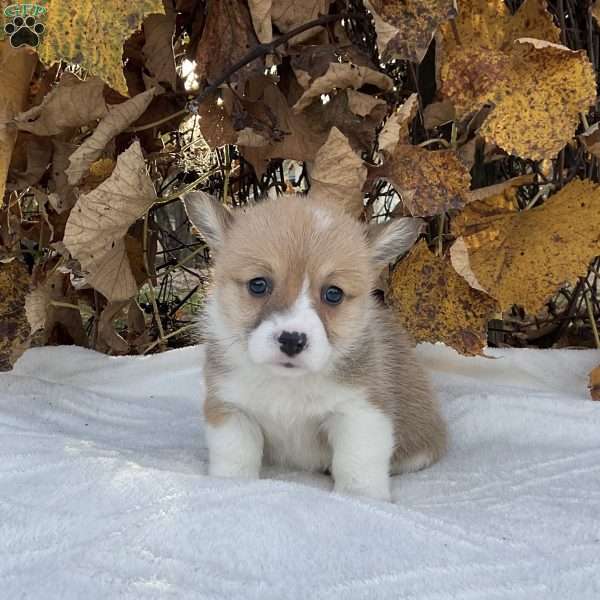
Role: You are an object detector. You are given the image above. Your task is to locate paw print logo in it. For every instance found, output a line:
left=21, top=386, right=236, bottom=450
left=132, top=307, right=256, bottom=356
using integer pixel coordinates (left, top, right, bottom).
left=4, top=15, right=45, bottom=48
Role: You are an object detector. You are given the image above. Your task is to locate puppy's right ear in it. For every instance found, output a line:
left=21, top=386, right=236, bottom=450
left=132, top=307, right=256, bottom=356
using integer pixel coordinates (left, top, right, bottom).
left=183, top=191, right=233, bottom=251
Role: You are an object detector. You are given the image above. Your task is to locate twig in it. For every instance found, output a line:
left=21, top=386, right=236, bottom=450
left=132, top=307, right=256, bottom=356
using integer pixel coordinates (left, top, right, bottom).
left=142, top=323, right=196, bottom=355
left=142, top=212, right=166, bottom=345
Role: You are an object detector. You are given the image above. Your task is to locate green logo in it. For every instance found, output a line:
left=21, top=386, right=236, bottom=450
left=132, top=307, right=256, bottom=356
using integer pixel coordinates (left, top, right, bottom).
left=3, top=3, right=47, bottom=48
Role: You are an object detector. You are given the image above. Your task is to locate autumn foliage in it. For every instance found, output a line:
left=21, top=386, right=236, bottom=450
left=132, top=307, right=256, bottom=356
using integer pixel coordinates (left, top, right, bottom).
left=0, top=0, right=599, bottom=393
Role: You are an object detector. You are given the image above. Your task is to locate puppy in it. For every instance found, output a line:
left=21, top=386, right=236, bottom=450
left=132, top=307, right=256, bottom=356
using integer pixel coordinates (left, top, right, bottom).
left=185, top=192, right=447, bottom=502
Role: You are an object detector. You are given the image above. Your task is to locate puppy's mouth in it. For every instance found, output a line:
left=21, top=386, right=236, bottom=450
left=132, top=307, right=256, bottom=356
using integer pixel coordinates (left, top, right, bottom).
left=282, top=362, right=295, bottom=369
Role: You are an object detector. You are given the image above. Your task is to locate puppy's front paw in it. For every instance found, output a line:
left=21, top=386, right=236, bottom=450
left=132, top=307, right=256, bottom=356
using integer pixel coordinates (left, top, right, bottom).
left=334, top=477, right=392, bottom=502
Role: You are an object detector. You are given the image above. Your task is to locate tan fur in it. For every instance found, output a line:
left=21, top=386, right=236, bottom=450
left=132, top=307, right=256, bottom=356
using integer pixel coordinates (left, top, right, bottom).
left=200, top=193, right=446, bottom=476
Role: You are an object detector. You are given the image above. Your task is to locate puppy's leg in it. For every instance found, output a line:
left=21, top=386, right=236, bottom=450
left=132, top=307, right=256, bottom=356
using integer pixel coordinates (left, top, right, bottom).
left=327, top=404, right=394, bottom=502
left=205, top=402, right=263, bottom=479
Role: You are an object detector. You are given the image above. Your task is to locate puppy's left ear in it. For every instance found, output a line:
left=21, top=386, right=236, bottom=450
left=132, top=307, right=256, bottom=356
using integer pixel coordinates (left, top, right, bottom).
left=183, top=191, right=233, bottom=252
left=367, top=218, right=423, bottom=267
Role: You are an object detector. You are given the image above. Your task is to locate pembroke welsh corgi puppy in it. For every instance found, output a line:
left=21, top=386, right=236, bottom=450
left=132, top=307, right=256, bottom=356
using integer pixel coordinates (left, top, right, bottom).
left=185, top=192, right=447, bottom=502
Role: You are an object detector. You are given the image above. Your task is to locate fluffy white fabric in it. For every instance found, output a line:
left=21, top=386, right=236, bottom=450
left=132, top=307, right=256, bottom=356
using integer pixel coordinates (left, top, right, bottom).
left=1, top=343, right=599, bottom=599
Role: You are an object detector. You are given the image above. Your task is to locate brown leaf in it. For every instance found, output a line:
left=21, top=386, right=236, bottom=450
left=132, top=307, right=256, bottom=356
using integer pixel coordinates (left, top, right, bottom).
left=143, top=12, right=177, bottom=90
left=0, top=259, right=31, bottom=370
left=346, top=89, right=387, bottom=118
left=378, top=93, right=419, bottom=154
left=292, top=58, right=393, bottom=112
left=249, top=0, right=333, bottom=44
left=66, top=87, right=158, bottom=185
left=423, top=99, right=456, bottom=130
left=366, top=0, right=457, bottom=63
left=310, top=127, right=367, bottom=216
left=98, top=300, right=130, bottom=354
left=63, top=141, right=157, bottom=301
left=48, top=140, right=79, bottom=214
left=14, top=73, right=108, bottom=136
left=236, top=80, right=328, bottom=176
left=589, top=364, right=600, bottom=401
left=579, top=122, right=600, bottom=159
left=8, top=134, right=52, bottom=189
left=195, top=0, right=263, bottom=87
left=24, top=270, right=86, bottom=348
left=382, top=145, right=471, bottom=217
left=451, top=178, right=600, bottom=312
left=388, top=240, right=499, bottom=356
left=0, top=43, right=36, bottom=206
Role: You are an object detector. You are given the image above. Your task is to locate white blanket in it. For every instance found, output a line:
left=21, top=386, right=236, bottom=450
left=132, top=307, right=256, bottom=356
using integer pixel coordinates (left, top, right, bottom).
left=1, top=344, right=599, bottom=599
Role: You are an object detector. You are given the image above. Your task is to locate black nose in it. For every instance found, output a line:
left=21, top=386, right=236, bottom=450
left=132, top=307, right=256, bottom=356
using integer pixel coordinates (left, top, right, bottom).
left=278, top=331, right=307, bottom=357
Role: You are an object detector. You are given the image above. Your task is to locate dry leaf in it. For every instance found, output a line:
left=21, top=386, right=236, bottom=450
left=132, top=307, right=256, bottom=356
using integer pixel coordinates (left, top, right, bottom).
left=293, top=62, right=393, bottom=112
left=479, top=40, right=597, bottom=160
left=438, top=0, right=595, bottom=160
left=66, top=87, right=157, bottom=185
left=381, top=145, right=471, bottom=217
left=366, top=0, right=457, bottom=63
left=423, top=99, right=456, bottom=129
left=378, top=93, right=419, bottom=154
left=236, top=80, right=328, bottom=176
left=452, top=178, right=600, bottom=312
left=449, top=237, right=487, bottom=292
left=14, top=74, right=108, bottom=136
left=388, top=240, right=498, bottom=355
left=579, top=122, right=600, bottom=159
left=249, top=0, right=332, bottom=45
left=48, top=140, right=78, bottom=214
left=63, top=141, right=157, bottom=301
left=0, top=259, right=31, bottom=370
left=37, top=0, right=165, bottom=94
left=9, top=134, right=52, bottom=189
left=309, top=127, right=367, bottom=216
left=589, top=364, right=600, bottom=401
left=346, top=89, right=387, bottom=118
left=98, top=300, right=130, bottom=354
left=195, top=0, right=262, bottom=87
left=143, top=12, right=177, bottom=90
left=0, top=43, right=36, bottom=206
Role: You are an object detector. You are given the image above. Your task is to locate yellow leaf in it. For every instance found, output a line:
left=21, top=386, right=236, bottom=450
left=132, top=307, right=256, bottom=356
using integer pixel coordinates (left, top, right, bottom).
left=310, top=127, right=366, bottom=216
left=452, top=178, right=600, bottom=313
left=365, top=0, right=457, bottom=63
left=0, top=42, right=36, bottom=205
left=388, top=240, right=498, bottom=356
left=63, top=141, right=157, bottom=301
left=438, top=0, right=595, bottom=160
left=34, top=0, right=165, bottom=94
left=478, top=40, right=597, bottom=160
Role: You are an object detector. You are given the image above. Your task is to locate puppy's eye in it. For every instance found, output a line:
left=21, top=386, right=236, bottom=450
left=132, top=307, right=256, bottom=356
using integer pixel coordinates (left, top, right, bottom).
left=322, top=285, right=344, bottom=305
left=248, top=277, right=271, bottom=297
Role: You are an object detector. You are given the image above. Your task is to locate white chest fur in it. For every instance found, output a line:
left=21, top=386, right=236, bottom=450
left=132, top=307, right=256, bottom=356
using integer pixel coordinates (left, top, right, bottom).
left=215, top=365, right=365, bottom=471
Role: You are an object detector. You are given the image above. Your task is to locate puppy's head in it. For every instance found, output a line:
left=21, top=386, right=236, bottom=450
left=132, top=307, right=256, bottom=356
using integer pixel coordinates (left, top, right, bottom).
left=186, top=192, right=420, bottom=377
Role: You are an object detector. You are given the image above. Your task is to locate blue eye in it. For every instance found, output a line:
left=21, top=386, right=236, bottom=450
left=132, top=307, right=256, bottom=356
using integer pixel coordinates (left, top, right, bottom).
left=323, top=286, right=344, bottom=305
left=248, top=277, right=270, bottom=296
